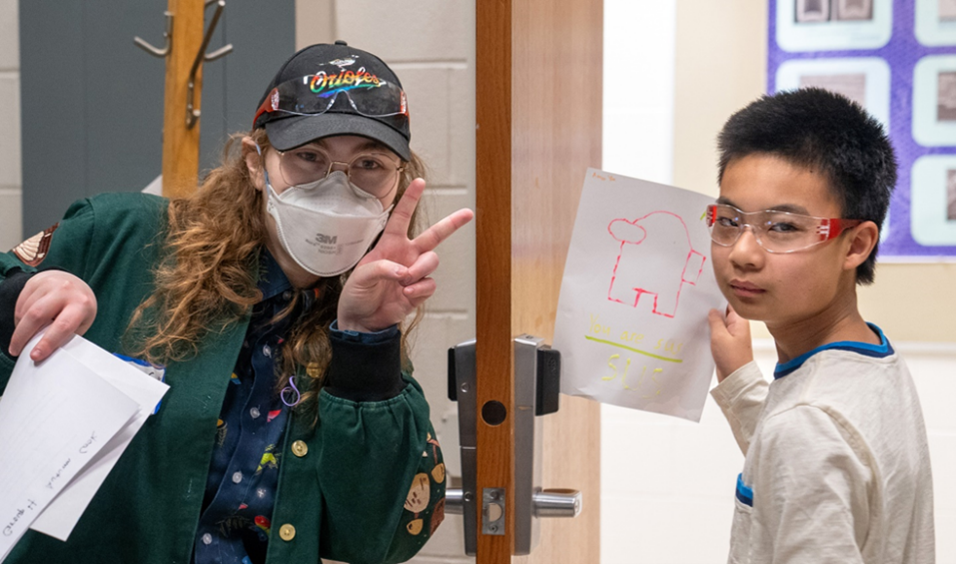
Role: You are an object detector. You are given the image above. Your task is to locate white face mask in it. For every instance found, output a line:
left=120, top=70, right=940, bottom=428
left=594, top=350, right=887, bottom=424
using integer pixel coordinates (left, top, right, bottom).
left=264, top=169, right=392, bottom=277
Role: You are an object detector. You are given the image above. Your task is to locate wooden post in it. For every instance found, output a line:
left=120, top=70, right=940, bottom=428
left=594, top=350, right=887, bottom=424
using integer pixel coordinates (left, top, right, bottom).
left=161, top=0, right=206, bottom=198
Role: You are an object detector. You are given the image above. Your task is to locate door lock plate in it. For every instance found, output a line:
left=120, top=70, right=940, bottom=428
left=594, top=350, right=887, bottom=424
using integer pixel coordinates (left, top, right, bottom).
left=482, top=488, right=506, bottom=535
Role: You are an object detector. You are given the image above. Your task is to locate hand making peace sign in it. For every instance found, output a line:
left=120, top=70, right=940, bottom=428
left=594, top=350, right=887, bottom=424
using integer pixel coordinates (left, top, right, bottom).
left=337, top=178, right=474, bottom=333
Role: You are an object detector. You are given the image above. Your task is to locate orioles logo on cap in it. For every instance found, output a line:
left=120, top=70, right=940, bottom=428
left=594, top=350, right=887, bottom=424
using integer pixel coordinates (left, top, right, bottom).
left=309, top=68, right=381, bottom=95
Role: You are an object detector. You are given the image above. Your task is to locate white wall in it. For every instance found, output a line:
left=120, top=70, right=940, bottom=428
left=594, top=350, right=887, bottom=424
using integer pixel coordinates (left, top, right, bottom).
left=602, top=0, right=675, bottom=186
left=0, top=0, right=20, bottom=252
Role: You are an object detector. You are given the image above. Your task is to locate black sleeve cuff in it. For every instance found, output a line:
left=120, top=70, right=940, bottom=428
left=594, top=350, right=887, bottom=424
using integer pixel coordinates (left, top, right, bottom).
left=0, top=269, right=35, bottom=359
left=323, top=328, right=406, bottom=402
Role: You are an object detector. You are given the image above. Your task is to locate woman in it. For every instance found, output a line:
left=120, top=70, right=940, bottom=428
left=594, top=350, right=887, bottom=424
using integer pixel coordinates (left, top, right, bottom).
left=0, top=42, right=471, bottom=564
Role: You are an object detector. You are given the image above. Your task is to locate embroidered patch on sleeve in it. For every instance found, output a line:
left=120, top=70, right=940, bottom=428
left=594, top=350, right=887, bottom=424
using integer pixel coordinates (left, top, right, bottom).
left=12, top=223, right=59, bottom=266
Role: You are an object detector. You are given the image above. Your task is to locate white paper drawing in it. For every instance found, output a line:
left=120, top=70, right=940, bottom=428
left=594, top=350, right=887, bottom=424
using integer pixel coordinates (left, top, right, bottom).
left=553, top=169, right=727, bottom=421
left=608, top=211, right=706, bottom=317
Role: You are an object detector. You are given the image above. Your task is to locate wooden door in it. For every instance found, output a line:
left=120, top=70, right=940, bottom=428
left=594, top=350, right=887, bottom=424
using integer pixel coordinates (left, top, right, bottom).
left=475, top=0, right=602, bottom=562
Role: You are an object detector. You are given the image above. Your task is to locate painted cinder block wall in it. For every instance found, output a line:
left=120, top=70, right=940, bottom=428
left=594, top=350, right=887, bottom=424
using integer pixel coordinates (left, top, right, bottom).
left=0, top=0, right=20, bottom=252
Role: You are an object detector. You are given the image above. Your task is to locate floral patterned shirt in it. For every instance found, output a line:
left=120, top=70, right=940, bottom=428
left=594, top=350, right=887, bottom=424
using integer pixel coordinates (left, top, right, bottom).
left=193, top=253, right=296, bottom=564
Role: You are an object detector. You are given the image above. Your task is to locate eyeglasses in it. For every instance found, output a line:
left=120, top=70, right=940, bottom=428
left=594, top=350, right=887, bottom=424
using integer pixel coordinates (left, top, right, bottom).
left=274, top=146, right=405, bottom=199
left=705, top=204, right=862, bottom=253
left=253, top=73, right=409, bottom=131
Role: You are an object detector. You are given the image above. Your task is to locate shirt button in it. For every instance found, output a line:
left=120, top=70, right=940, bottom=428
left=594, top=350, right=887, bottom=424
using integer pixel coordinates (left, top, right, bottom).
left=283, top=290, right=293, bottom=300
left=279, top=524, right=296, bottom=541
left=232, top=471, right=243, bottom=484
left=250, top=407, right=260, bottom=419
left=291, top=440, right=309, bottom=458
left=202, top=533, right=213, bottom=545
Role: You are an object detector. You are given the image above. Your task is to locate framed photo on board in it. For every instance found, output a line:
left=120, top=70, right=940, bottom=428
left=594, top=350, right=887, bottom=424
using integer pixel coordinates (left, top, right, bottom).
left=770, top=0, right=956, bottom=259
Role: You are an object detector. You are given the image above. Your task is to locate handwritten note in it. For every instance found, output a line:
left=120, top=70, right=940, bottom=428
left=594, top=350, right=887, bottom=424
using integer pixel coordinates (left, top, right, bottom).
left=0, top=333, right=168, bottom=561
left=29, top=335, right=169, bottom=541
left=553, top=169, right=727, bottom=421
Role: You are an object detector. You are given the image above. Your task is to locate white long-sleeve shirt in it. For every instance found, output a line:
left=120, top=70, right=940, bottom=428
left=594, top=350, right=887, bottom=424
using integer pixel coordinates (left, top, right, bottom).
left=710, top=327, right=935, bottom=563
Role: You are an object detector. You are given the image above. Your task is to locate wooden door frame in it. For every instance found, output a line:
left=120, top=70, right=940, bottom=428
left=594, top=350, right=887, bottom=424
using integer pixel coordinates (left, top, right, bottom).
left=475, top=0, right=603, bottom=562
left=475, top=0, right=513, bottom=557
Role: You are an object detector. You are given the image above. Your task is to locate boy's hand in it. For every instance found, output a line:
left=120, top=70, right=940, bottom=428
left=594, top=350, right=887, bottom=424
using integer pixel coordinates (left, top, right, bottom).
left=708, top=305, right=753, bottom=383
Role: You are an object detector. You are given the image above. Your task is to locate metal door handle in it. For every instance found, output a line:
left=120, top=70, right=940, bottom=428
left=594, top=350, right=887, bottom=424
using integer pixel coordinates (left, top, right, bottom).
left=533, top=488, right=582, bottom=517
left=447, top=489, right=581, bottom=516
left=446, top=335, right=582, bottom=556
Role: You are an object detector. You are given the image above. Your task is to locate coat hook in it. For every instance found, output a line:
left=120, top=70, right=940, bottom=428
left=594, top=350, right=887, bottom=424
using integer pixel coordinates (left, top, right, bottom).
left=133, top=11, right=173, bottom=58
left=204, top=44, right=233, bottom=62
left=186, top=0, right=234, bottom=128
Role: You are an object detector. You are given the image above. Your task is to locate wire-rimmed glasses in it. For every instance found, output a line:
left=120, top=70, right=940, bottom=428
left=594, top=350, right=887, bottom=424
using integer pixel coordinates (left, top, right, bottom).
left=275, top=145, right=405, bottom=199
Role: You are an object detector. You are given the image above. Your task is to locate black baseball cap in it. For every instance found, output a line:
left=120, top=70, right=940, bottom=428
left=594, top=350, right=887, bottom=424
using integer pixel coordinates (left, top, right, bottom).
left=253, top=41, right=411, bottom=161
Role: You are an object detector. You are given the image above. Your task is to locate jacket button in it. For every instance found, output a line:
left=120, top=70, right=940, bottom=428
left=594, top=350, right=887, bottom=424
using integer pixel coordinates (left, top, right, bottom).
left=291, top=440, right=309, bottom=457
left=279, top=524, right=296, bottom=541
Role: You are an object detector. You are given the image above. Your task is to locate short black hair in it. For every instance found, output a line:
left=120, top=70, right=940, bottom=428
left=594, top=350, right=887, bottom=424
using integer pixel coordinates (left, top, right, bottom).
left=717, top=88, right=897, bottom=285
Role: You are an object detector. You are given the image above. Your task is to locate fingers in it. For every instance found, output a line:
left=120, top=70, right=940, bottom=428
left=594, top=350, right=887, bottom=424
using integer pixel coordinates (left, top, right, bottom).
left=383, top=178, right=427, bottom=237
left=725, top=304, right=738, bottom=323
left=12, top=292, right=90, bottom=360
left=709, top=306, right=753, bottom=383
left=30, top=304, right=88, bottom=362
left=11, top=281, right=58, bottom=356
left=403, top=251, right=439, bottom=285
left=724, top=305, right=751, bottom=340
left=9, top=297, right=46, bottom=357
left=349, top=258, right=409, bottom=289
left=707, top=308, right=728, bottom=339
left=383, top=178, right=474, bottom=253
left=412, top=208, right=474, bottom=253
left=9, top=272, right=97, bottom=360
left=350, top=252, right=439, bottom=291
left=401, top=252, right=439, bottom=303
left=402, top=277, right=436, bottom=304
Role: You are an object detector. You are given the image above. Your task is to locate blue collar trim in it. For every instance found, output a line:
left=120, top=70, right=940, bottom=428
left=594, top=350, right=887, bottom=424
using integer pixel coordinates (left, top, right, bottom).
left=773, top=323, right=893, bottom=380
left=735, top=473, right=753, bottom=507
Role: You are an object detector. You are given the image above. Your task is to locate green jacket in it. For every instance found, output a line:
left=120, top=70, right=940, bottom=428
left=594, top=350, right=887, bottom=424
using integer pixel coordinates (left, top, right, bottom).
left=0, top=193, right=445, bottom=564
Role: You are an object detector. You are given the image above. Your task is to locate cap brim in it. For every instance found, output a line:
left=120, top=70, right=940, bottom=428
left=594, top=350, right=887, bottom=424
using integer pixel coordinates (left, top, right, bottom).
left=265, top=113, right=411, bottom=161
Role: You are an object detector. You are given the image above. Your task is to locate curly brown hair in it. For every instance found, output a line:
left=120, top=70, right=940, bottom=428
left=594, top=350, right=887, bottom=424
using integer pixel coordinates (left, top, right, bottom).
left=126, top=129, right=426, bottom=415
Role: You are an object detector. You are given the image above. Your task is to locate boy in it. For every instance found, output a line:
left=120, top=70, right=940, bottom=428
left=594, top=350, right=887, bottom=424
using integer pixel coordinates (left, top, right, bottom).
left=706, top=88, right=935, bottom=563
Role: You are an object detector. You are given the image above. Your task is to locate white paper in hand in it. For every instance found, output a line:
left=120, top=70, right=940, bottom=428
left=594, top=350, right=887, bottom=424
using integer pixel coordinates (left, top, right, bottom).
left=29, top=336, right=168, bottom=541
left=553, top=169, right=727, bottom=421
left=0, top=333, right=169, bottom=561
left=0, top=334, right=140, bottom=561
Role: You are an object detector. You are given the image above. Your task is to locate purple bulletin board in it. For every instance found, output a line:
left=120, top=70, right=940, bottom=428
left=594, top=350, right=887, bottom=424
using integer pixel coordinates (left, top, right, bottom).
left=768, top=0, right=956, bottom=260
